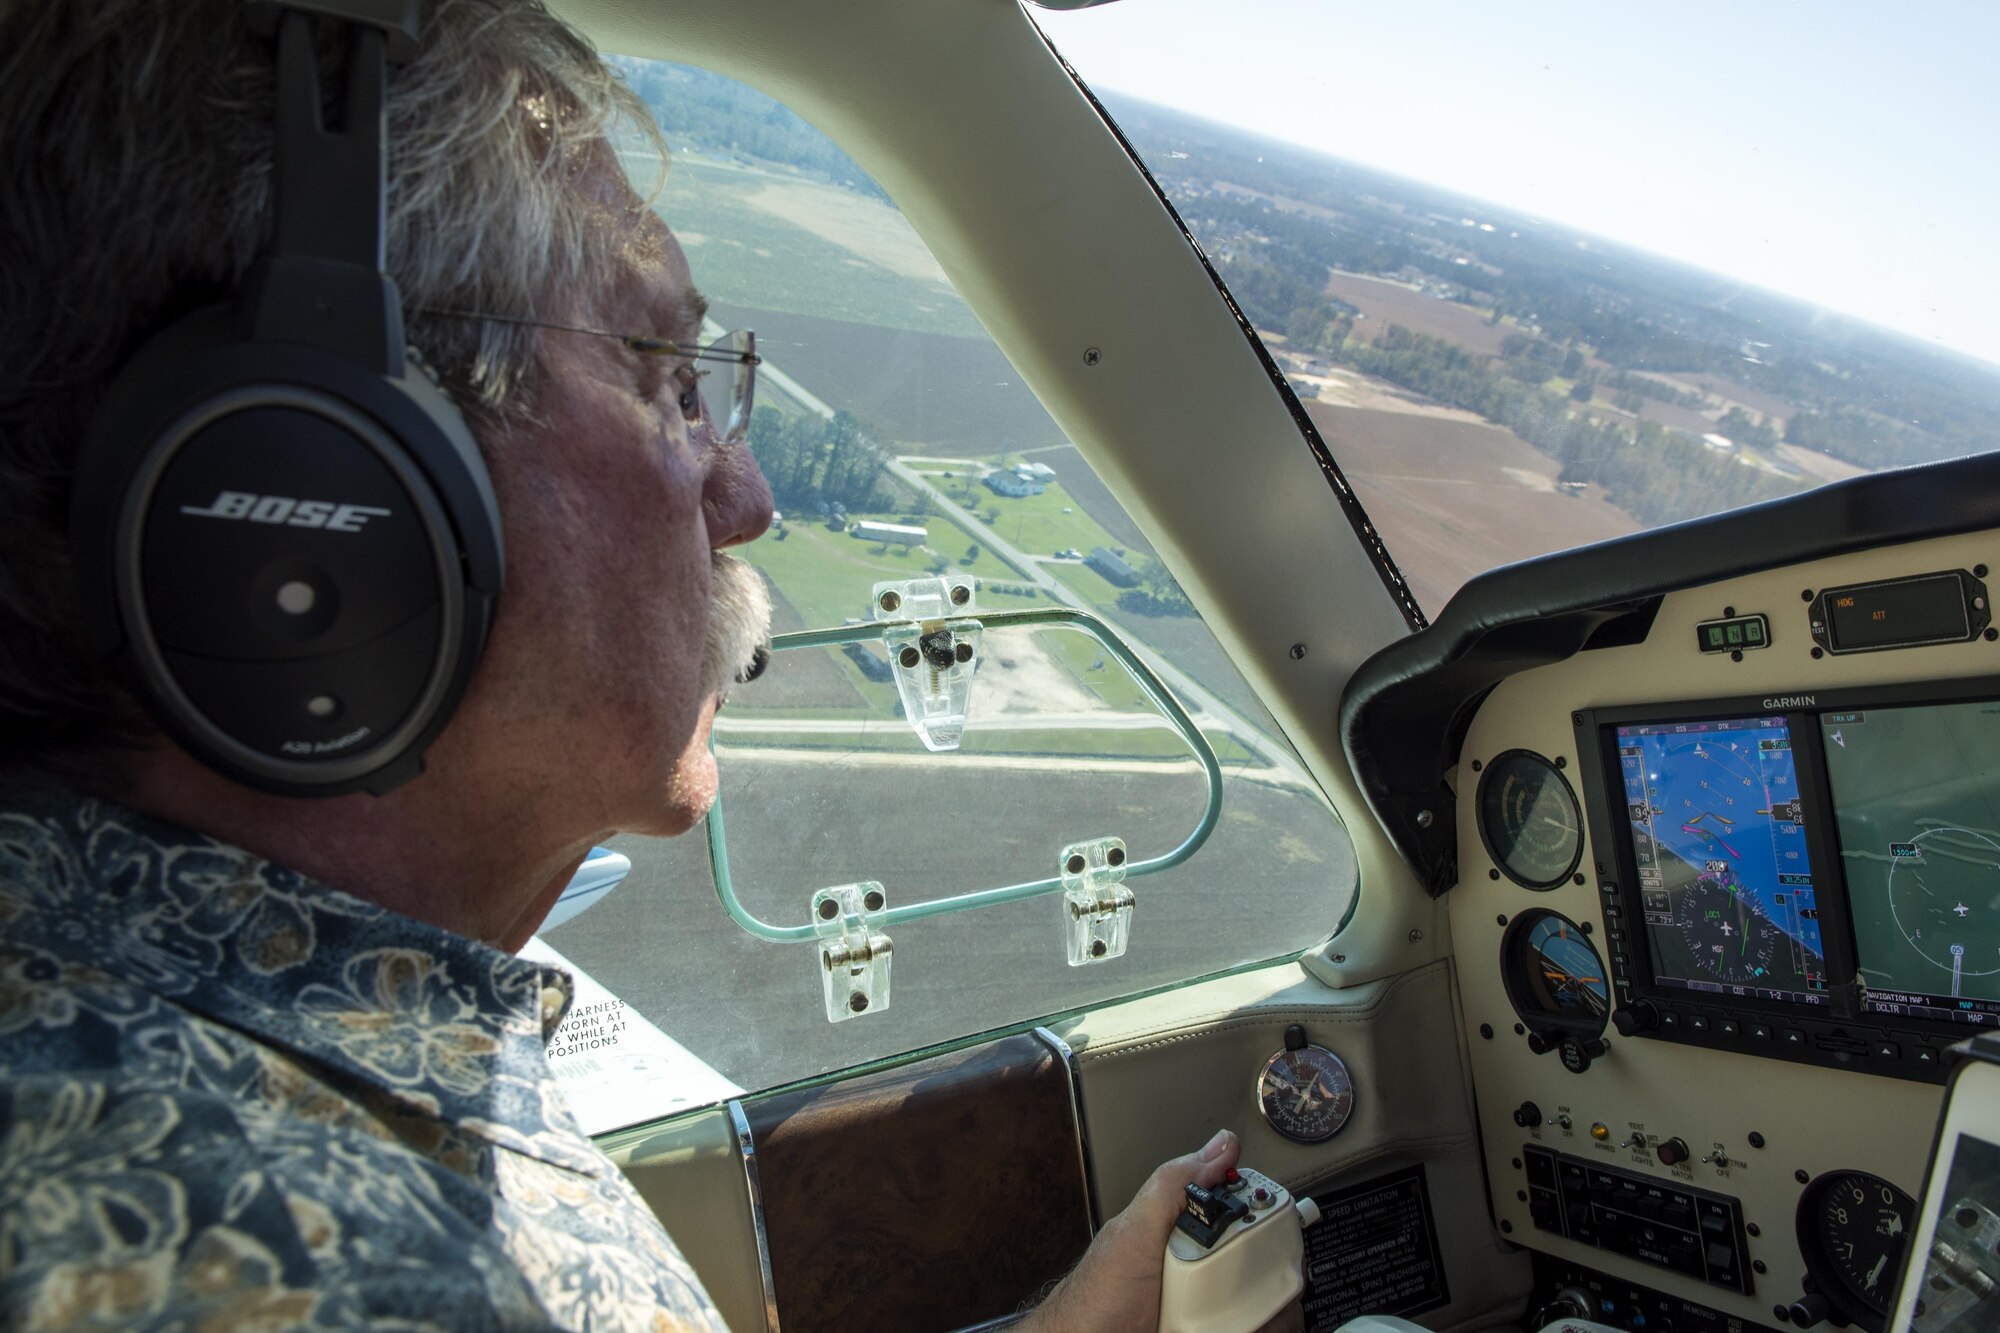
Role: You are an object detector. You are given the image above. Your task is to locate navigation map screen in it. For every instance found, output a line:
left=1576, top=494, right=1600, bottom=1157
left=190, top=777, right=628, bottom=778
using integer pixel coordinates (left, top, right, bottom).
left=1823, top=701, right=2000, bottom=1026
left=1617, top=716, right=1828, bottom=1005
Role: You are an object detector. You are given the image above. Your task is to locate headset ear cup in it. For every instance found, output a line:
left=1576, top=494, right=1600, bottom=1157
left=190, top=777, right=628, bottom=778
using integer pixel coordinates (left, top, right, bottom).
left=73, top=308, right=503, bottom=797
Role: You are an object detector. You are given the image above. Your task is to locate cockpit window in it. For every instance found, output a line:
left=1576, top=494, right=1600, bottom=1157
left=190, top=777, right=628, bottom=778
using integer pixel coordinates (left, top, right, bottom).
left=538, top=56, right=1356, bottom=1126
left=1034, top=2, right=2000, bottom=614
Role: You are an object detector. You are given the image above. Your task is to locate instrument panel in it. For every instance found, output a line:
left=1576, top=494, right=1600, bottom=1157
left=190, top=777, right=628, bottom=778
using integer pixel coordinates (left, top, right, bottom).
left=1567, top=681, right=2000, bottom=1085
left=1452, top=529, right=1998, bottom=1331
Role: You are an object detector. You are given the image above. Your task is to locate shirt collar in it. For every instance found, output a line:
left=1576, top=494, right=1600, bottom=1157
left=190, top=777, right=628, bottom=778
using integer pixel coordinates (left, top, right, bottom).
left=0, top=783, right=604, bottom=1176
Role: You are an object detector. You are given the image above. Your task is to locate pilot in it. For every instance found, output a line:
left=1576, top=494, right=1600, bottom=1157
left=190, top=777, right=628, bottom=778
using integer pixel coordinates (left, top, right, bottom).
left=0, top=1, right=1298, bottom=1328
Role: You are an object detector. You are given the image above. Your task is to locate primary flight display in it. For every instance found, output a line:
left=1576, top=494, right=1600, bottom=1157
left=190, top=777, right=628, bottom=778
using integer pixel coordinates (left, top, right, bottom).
left=1617, top=716, right=1829, bottom=1005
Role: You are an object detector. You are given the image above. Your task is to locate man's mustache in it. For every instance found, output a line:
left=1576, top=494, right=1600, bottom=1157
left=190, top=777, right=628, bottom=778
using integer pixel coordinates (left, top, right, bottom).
left=701, top=552, right=773, bottom=699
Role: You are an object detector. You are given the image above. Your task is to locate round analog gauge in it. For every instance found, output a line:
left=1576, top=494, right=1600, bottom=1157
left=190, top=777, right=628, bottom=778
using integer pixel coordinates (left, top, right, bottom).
left=1256, top=1044, right=1355, bottom=1144
left=1477, top=750, right=1584, bottom=889
left=1797, top=1170, right=1916, bottom=1333
left=1501, top=909, right=1610, bottom=1035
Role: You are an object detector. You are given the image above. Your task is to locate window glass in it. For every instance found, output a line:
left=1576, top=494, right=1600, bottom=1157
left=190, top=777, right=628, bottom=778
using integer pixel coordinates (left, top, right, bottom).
left=1035, top=2, right=2000, bottom=614
left=538, top=57, right=1356, bottom=1127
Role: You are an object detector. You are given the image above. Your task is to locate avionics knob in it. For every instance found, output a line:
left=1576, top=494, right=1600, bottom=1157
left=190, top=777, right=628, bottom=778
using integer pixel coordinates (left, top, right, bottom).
left=1530, top=1288, right=1593, bottom=1325
left=1656, top=1137, right=1691, bottom=1166
left=1559, top=1036, right=1607, bottom=1073
left=1613, top=1002, right=1659, bottom=1036
left=1788, top=1291, right=1830, bottom=1327
left=1512, top=1101, right=1543, bottom=1129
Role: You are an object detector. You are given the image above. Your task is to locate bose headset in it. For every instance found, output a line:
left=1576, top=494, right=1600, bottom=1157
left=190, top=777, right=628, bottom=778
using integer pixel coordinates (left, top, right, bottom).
left=70, top=0, right=504, bottom=797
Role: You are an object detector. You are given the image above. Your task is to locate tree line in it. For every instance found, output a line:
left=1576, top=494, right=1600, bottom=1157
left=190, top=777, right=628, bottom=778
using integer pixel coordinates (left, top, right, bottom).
left=746, top=405, right=897, bottom=513
left=1338, top=326, right=1800, bottom=526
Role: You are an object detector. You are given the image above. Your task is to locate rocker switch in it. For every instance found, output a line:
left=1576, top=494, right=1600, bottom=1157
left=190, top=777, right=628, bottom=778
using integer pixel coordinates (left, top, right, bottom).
left=1176, top=1181, right=1250, bottom=1249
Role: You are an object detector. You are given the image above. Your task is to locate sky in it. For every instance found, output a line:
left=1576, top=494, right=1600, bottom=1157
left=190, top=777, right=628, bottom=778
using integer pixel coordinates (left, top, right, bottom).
left=1034, top=1, right=2000, bottom=370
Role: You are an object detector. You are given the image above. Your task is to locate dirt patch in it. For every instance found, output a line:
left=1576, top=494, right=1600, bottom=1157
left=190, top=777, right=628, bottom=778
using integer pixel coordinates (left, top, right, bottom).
left=1502, top=466, right=1556, bottom=492
left=1778, top=443, right=1869, bottom=484
left=969, top=629, right=1098, bottom=718
left=1291, top=359, right=1489, bottom=423
left=741, top=180, right=952, bottom=286
left=1325, top=272, right=1516, bottom=357
left=1310, top=401, right=1642, bottom=613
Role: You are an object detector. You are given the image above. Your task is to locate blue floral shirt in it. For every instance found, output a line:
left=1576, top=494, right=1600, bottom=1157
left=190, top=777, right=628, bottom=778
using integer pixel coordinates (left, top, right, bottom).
left=0, top=785, right=729, bottom=1331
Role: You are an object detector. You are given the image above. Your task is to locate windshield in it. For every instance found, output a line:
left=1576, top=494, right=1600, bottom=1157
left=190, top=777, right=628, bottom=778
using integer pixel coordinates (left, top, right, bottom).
left=1035, top=2, right=2000, bottom=614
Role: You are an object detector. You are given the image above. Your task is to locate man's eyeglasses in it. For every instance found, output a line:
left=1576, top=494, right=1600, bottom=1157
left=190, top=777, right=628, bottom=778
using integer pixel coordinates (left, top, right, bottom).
left=420, top=310, right=759, bottom=445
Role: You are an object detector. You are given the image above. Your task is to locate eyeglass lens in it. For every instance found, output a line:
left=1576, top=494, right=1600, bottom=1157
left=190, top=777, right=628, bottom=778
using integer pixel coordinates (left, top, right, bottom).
left=717, top=329, right=756, bottom=445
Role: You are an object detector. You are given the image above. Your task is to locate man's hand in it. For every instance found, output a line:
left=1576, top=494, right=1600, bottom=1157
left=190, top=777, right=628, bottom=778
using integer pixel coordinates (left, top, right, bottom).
left=1022, top=1129, right=1304, bottom=1333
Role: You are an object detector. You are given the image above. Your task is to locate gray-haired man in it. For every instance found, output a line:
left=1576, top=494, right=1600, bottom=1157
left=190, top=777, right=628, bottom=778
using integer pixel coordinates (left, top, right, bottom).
left=0, top=2, right=1273, bottom=1328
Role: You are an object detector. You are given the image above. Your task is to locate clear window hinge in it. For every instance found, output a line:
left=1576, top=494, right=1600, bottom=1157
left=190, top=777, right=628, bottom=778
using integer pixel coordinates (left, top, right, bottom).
left=1061, top=837, right=1133, bottom=966
left=814, top=882, right=892, bottom=1022
left=873, top=576, right=980, bottom=752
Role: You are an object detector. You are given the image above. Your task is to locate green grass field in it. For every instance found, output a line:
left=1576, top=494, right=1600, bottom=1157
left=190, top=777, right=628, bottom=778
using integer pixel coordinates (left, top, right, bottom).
left=659, top=158, right=981, bottom=339
left=1042, top=626, right=1150, bottom=712
left=969, top=477, right=1129, bottom=559
left=741, top=512, right=1025, bottom=631
left=1048, top=560, right=1135, bottom=610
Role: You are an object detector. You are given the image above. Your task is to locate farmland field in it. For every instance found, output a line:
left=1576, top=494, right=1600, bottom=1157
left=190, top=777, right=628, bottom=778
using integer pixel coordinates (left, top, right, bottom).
left=1310, top=400, right=1641, bottom=612
left=658, top=155, right=979, bottom=338
left=1325, top=271, right=1516, bottom=356
left=715, top=302, right=1065, bottom=453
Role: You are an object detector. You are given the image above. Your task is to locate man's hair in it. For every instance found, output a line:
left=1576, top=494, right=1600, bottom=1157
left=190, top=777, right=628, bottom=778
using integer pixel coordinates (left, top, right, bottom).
left=0, top=0, right=661, bottom=780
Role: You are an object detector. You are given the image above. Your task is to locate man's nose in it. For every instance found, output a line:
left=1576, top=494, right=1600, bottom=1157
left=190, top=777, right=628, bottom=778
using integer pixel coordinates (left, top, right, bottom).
left=705, top=445, right=775, bottom=548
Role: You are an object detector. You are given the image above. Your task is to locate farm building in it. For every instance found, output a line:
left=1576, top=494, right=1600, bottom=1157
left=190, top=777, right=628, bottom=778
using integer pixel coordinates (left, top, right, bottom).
left=984, top=472, right=1045, bottom=498
left=1086, top=546, right=1140, bottom=588
left=849, top=520, right=928, bottom=547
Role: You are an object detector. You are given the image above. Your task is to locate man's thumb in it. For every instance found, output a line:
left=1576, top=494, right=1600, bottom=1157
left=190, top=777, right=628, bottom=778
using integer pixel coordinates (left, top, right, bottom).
left=1136, top=1128, right=1240, bottom=1226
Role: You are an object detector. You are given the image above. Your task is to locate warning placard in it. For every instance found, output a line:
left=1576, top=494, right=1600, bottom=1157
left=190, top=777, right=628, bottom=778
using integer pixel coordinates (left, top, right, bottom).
left=1298, top=1164, right=1450, bottom=1330
left=516, top=937, right=742, bottom=1136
